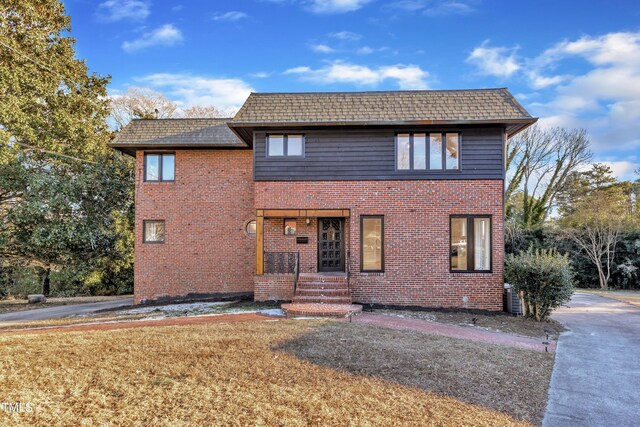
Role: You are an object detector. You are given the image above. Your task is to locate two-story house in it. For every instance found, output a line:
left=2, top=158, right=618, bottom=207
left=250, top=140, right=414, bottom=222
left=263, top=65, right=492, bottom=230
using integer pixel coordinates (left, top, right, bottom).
left=110, top=89, right=536, bottom=314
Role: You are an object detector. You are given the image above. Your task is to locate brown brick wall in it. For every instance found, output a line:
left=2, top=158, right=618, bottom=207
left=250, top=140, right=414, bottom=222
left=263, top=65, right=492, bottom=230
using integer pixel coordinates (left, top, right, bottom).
left=254, top=275, right=295, bottom=301
left=134, top=149, right=255, bottom=304
left=256, top=180, right=504, bottom=310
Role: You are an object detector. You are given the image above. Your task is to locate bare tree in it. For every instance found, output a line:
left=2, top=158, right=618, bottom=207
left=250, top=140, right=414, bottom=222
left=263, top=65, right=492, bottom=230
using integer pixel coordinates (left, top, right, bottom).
left=506, top=125, right=592, bottom=226
left=110, top=87, right=178, bottom=130
left=563, top=221, right=620, bottom=289
left=181, top=105, right=228, bottom=118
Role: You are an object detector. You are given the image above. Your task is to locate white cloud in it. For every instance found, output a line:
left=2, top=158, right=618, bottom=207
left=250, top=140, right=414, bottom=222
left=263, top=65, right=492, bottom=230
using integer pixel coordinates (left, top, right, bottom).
left=526, top=32, right=640, bottom=155
left=387, top=0, right=476, bottom=15
left=310, top=43, right=337, bottom=53
left=357, top=46, right=374, bottom=55
left=305, top=0, right=371, bottom=14
left=97, top=0, right=150, bottom=22
left=250, top=71, right=271, bottom=78
left=212, top=11, right=248, bottom=22
left=600, top=160, right=640, bottom=181
left=284, top=61, right=430, bottom=89
left=122, top=24, right=184, bottom=53
left=329, top=31, right=362, bottom=40
left=136, top=73, right=254, bottom=111
left=466, top=41, right=520, bottom=78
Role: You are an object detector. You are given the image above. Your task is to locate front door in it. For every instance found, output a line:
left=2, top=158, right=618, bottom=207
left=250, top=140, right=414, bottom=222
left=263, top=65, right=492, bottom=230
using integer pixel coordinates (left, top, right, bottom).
left=318, top=218, right=345, bottom=272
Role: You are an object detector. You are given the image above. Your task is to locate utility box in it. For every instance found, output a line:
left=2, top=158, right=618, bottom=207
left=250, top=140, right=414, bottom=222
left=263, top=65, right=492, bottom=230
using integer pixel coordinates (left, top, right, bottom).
left=504, top=283, right=522, bottom=315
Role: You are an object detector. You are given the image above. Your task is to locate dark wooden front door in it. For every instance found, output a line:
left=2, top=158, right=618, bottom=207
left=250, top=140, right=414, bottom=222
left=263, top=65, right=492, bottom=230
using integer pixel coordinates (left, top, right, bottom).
left=318, top=218, right=345, bottom=272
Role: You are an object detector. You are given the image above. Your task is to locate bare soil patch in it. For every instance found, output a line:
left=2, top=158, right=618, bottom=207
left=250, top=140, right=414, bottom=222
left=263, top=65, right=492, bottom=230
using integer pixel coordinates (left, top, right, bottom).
left=373, top=307, right=565, bottom=340
left=0, top=320, right=541, bottom=426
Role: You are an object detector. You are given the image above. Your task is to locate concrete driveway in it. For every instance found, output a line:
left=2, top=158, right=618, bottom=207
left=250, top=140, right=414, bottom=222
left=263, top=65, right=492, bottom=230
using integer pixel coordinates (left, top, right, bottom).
left=544, top=292, right=640, bottom=427
left=0, top=298, right=133, bottom=322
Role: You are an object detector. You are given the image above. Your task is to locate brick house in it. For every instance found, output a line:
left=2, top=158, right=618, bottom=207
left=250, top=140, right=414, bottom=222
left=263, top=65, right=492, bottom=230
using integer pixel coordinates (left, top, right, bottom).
left=110, top=89, right=536, bottom=313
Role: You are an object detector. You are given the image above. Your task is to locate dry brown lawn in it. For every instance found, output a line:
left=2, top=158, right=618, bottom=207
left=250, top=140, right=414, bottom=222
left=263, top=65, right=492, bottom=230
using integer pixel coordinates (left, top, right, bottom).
left=374, top=308, right=566, bottom=340
left=581, top=289, right=640, bottom=307
left=0, top=295, right=132, bottom=314
left=0, top=320, right=551, bottom=426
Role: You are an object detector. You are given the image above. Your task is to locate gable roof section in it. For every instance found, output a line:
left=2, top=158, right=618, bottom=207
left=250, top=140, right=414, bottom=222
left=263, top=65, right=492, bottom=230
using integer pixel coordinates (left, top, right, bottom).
left=109, top=118, right=248, bottom=156
left=229, top=88, right=536, bottom=143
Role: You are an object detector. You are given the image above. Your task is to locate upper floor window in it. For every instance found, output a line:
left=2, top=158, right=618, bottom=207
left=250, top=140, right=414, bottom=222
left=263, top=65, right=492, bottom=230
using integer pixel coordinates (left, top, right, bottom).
left=396, top=132, right=459, bottom=171
left=267, top=134, right=304, bottom=157
left=145, top=153, right=175, bottom=182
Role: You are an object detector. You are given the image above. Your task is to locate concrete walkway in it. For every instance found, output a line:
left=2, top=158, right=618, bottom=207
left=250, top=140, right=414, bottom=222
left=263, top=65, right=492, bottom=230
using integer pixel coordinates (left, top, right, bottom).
left=544, top=292, right=640, bottom=427
left=352, top=312, right=555, bottom=352
left=0, top=298, right=133, bottom=322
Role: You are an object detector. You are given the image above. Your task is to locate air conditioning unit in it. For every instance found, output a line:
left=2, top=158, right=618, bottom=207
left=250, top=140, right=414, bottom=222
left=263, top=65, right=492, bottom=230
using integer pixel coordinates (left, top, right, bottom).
left=504, top=283, right=522, bottom=315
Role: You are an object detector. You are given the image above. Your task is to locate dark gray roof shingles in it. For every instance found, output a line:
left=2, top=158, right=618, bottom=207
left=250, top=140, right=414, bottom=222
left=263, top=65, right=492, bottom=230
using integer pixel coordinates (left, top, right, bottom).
left=230, top=88, right=533, bottom=125
left=109, top=118, right=247, bottom=147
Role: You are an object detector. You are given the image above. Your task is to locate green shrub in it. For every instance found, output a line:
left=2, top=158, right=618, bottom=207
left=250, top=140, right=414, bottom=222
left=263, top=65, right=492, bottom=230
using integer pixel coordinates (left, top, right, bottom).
left=505, top=248, right=574, bottom=321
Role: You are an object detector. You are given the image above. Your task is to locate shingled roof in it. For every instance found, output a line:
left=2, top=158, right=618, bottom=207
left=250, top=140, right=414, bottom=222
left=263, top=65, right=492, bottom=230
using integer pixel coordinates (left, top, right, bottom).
left=231, top=88, right=534, bottom=125
left=109, top=118, right=248, bottom=155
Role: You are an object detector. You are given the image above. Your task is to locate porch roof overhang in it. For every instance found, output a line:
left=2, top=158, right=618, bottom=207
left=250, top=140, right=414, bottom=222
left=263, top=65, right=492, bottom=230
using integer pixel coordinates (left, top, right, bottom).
left=257, top=209, right=350, bottom=218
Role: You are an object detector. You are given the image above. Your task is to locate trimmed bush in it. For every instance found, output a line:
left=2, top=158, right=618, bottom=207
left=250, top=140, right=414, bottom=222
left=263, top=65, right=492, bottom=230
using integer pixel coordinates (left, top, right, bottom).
left=505, top=248, right=574, bottom=321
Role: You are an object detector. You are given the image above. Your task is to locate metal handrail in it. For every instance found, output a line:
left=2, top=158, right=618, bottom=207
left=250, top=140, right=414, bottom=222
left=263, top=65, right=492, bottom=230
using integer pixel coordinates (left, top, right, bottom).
left=346, top=250, right=351, bottom=294
left=293, top=252, right=300, bottom=293
left=263, top=252, right=298, bottom=274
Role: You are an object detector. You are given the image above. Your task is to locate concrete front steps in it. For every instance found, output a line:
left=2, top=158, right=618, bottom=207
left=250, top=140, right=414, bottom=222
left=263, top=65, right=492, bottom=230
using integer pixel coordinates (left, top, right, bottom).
left=282, top=273, right=362, bottom=318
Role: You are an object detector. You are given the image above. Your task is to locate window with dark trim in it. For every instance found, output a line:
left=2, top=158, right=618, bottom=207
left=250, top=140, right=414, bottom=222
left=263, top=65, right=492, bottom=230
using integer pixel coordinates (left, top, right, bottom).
left=284, top=219, right=297, bottom=235
left=450, top=215, right=491, bottom=272
left=267, top=134, right=304, bottom=157
left=143, top=220, right=165, bottom=243
left=361, top=216, right=384, bottom=272
left=396, top=132, right=459, bottom=171
left=144, top=153, right=175, bottom=182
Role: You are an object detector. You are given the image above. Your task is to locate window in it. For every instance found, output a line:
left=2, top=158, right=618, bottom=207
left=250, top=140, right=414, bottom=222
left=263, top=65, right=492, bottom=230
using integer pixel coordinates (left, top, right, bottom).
left=450, top=215, right=491, bottom=272
left=143, top=220, right=165, bottom=243
left=361, top=216, right=384, bottom=272
left=396, top=132, right=460, bottom=171
left=284, top=219, right=297, bottom=235
left=267, top=134, right=304, bottom=157
left=145, top=153, right=175, bottom=182
left=246, top=220, right=257, bottom=237
left=446, top=133, right=459, bottom=170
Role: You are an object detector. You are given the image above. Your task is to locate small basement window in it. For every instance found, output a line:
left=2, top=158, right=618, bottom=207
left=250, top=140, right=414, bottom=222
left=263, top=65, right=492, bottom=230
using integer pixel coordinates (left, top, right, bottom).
left=267, top=134, right=304, bottom=157
left=143, top=220, right=165, bottom=243
left=145, top=153, right=175, bottom=181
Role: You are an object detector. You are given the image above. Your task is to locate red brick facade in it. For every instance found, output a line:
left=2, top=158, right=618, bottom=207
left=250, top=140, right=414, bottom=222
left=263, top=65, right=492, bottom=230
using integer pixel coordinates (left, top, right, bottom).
left=134, top=149, right=255, bottom=304
left=134, top=150, right=504, bottom=310
left=255, top=180, right=504, bottom=310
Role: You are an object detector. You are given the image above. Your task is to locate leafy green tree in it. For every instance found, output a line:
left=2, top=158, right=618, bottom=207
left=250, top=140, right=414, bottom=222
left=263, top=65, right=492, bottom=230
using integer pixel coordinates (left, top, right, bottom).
left=0, top=1, right=134, bottom=295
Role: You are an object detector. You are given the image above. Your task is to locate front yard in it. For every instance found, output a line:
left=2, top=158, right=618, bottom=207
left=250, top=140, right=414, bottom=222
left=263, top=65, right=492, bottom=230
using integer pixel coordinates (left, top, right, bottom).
left=0, top=319, right=554, bottom=426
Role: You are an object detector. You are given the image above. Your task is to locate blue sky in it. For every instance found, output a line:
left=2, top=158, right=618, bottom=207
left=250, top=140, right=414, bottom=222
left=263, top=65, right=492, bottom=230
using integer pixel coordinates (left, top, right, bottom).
left=64, top=0, right=640, bottom=180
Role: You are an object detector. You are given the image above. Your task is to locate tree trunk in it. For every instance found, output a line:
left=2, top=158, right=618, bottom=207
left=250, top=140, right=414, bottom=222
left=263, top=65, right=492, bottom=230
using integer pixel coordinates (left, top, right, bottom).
left=596, top=264, right=608, bottom=289
left=41, top=266, right=51, bottom=295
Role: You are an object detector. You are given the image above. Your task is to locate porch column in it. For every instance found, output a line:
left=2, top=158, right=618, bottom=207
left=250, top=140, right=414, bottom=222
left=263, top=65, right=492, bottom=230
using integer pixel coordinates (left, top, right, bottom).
left=256, top=210, right=264, bottom=275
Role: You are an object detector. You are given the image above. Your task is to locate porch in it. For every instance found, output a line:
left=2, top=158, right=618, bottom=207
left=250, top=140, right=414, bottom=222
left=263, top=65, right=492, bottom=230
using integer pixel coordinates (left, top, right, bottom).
left=254, top=209, right=362, bottom=316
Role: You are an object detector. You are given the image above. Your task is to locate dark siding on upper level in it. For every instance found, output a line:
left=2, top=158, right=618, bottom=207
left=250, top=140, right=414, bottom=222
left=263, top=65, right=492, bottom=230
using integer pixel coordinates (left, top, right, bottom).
left=253, top=126, right=505, bottom=181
